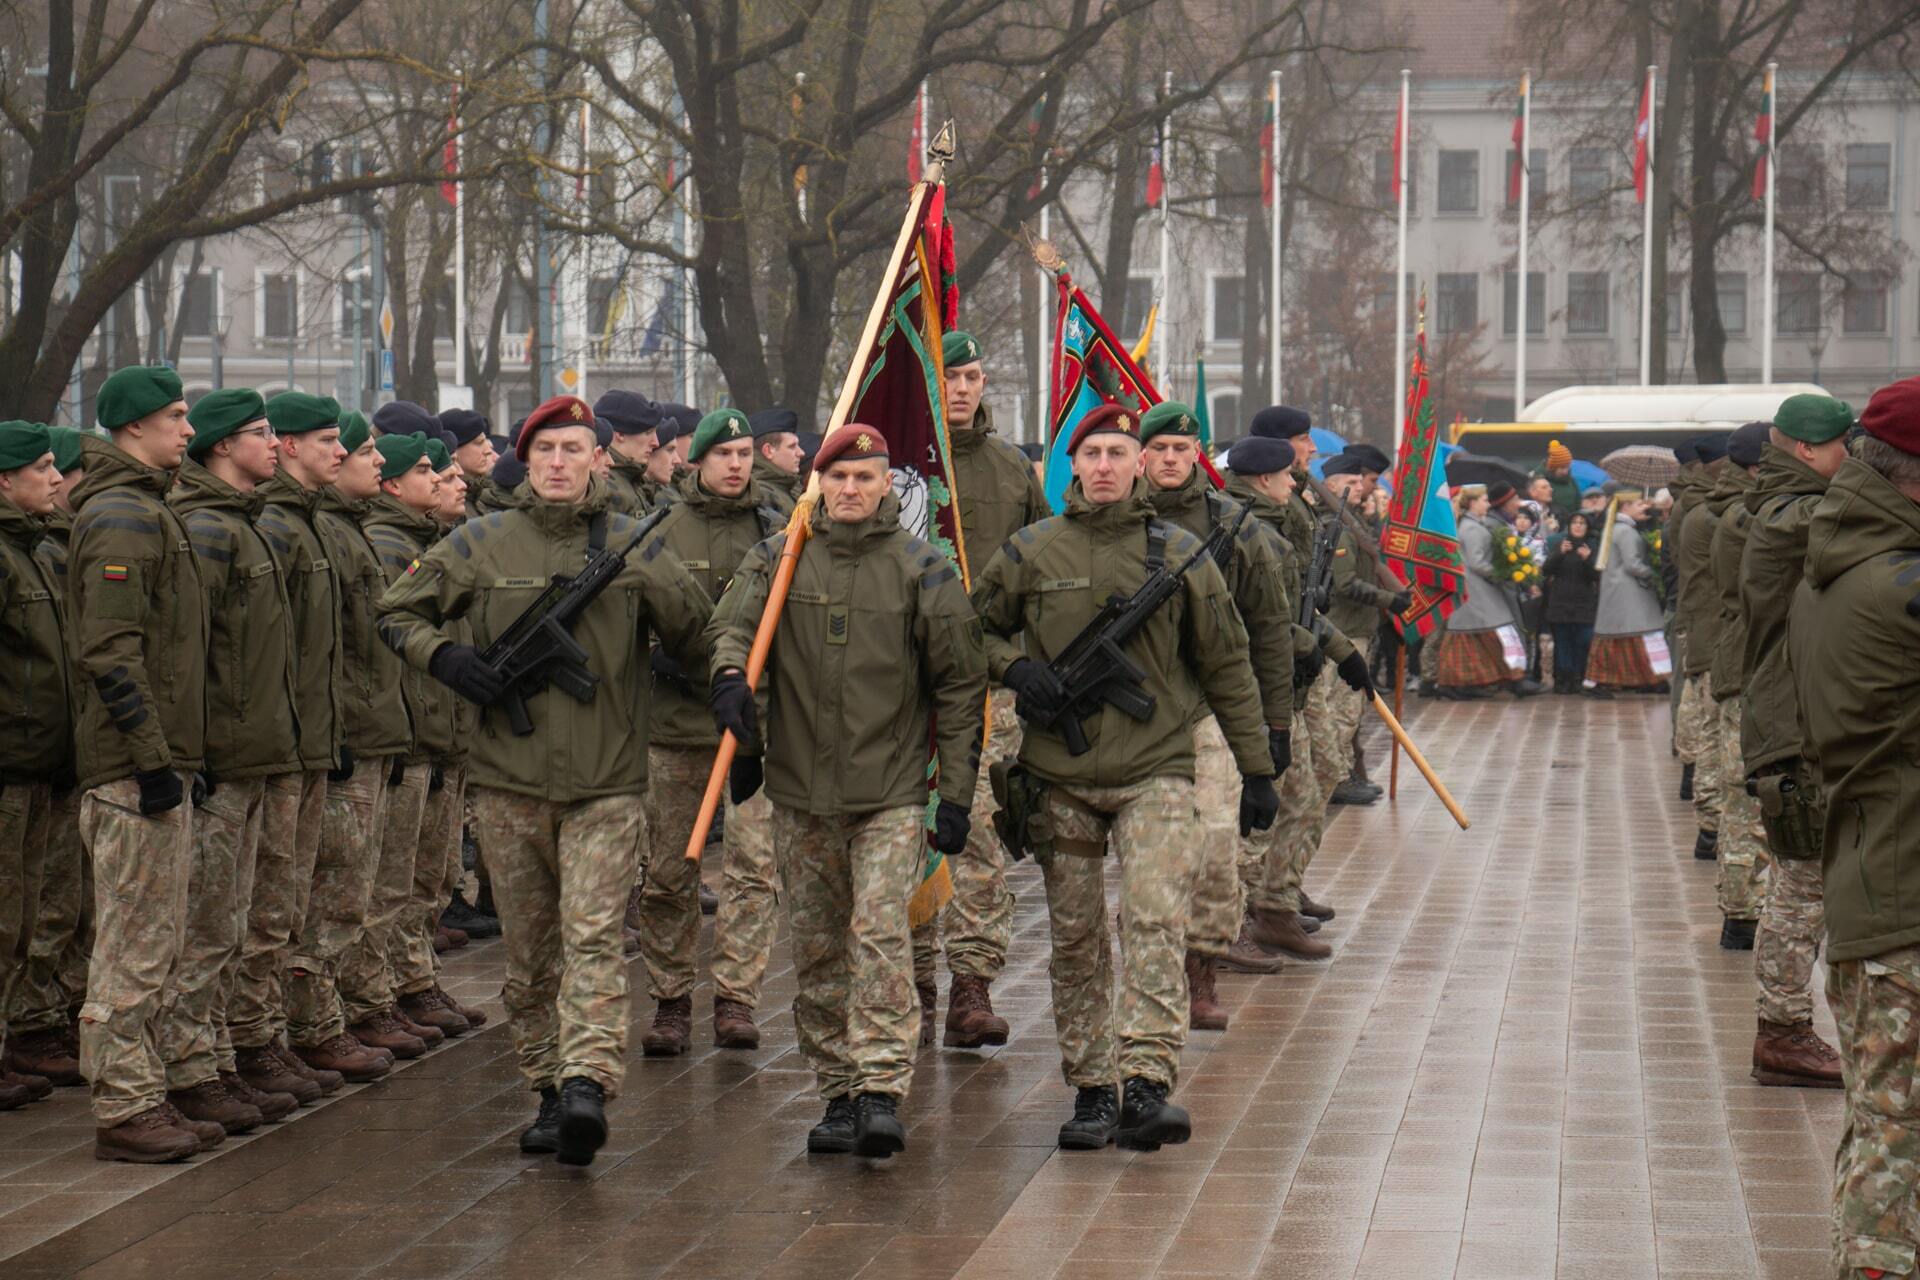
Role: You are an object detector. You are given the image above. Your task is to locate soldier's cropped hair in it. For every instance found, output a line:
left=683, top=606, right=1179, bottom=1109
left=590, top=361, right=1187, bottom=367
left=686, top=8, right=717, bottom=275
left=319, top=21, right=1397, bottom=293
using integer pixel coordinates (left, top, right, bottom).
left=1855, top=436, right=1920, bottom=488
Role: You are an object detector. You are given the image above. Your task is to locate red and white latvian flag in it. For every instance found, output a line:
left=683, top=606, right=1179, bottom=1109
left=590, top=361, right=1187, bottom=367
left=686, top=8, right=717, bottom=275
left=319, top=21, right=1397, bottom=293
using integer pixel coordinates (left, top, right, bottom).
left=1751, top=66, right=1774, bottom=200
left=1632, top=73, right=1653, bottom=203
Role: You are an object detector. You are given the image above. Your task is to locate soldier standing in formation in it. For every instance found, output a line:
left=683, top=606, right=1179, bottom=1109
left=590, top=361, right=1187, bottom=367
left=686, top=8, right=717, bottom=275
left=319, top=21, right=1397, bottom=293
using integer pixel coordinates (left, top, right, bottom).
left=749, top=407, right=806, bottom=506
left=1674, top=434, right=1730, bottom=866
left=595, top=389, right=661, bottom=516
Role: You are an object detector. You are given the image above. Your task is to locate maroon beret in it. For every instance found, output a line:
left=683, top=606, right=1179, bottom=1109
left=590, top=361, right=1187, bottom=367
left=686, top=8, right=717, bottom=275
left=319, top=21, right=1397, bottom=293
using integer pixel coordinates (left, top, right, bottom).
left=1860, top=376, right=1920, bottom=454
left=514, top=395, right=597, bottom=459
left=813, top=423, right=890, bottom=472
left=1065, top=403, right=1143, bottom=456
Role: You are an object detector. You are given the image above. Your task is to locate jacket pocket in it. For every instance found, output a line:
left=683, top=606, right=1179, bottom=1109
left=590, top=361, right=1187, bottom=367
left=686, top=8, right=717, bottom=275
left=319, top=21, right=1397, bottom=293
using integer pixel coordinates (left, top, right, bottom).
left=1031, top=577, right=1092, bottom=662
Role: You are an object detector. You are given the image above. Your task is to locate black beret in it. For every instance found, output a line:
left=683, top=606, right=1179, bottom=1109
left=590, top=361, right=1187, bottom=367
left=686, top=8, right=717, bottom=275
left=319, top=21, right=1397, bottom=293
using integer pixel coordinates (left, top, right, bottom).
left=653, top=417, right=680, bottom=448
left=1693, top=433, right=1729, bottom=463
left=1727, top=420, right=1771, bottom=468
left=1228, top=435, right=1294, bottom=476
left=438, top=408, right=489, bottom=446
left=1345, top=443, right=1392, bottom=474
left=593, top=389, right=661, bottom=437
left=491, top=451, right=526, bottom=489
left=1671, top=439, right=1699, bottom=465
left=1249, top=405, right=1312, bottom=440
left=507, top=418, right=528, bottom=447
left=658, top=402, right=701, bottom=433
left=749, top=407, right=800, bottom=439
left=1322, top=452, right=1368, bottom=478
left=798, top=431, right=823, bottom=463
left=591, top=416, right=614, bottom=449
left=372, top=400, right=437, bottom=438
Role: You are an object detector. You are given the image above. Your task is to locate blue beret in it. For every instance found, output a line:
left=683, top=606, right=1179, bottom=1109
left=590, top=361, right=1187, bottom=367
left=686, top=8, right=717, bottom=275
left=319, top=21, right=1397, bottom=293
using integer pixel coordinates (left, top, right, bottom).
left=1727, top=421, right=1771, bottom=467
left=1249, top=405, right=1311, bottom=440
left=438, top=408, right=489, bottom=446
left=749, top=407, right=800, bottom=439
left=594, top=389, right=660, bottom=436
left=1228, top=436, right=1294, bottom=476
left=1693, top=434, right=1729, bottom=463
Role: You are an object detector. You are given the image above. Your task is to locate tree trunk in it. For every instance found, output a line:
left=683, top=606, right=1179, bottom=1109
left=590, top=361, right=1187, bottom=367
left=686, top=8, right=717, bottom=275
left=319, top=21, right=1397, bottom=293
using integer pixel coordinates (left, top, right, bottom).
left=1688, top=3, right=1731, bottom=383
left=1647, top=0, right=1694, bottom=385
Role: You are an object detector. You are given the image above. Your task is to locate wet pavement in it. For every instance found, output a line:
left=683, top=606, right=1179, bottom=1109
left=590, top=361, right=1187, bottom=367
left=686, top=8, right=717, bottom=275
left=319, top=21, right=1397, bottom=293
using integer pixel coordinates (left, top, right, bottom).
left=0, top=693, right=1843, bottom=1278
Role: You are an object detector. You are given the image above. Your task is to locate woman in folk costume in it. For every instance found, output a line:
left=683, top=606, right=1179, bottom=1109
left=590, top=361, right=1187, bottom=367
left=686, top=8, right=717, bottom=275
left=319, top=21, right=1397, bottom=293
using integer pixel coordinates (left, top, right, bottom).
left=1434, top=483, right=1544, bottom=699
left=1587, top=491, right=1667, bottom=693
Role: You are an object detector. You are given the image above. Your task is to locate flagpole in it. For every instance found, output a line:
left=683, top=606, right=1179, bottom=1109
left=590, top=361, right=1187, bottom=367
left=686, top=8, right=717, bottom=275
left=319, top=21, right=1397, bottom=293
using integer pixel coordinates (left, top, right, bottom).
left=1514, top=70, right=1530, bottom=415
left=1393, top=69, right=1409, bottom=452
left=1037, top=167, right=1050, bottom=445
left=579, top=101, right=592, bottom=402
left=1761, top=61, right=1776, bottom=385
left=680, top=106, right=695, bottom=408
left=1639, top=65, right=1656, bottom=386
left=453, top=94, right=466, bottom=391
left=1269, top=68, right=1282, bottom=405
left=1157, top=69, right=1172, bottom=397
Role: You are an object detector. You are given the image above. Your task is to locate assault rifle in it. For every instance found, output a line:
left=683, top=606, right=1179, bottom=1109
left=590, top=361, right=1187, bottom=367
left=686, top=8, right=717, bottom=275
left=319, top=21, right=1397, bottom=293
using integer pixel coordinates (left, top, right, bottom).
left=480, top=506, right=670, bottom=736
left=1298, top=510, right=1339, bottom=635
left=1029, top=506, right=1248, bottom=756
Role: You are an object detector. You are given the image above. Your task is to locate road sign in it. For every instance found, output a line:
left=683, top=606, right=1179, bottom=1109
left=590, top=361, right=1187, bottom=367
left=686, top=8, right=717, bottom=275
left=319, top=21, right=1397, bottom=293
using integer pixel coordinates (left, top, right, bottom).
left=379, top=299, right=395, bottom=346
left=380, top=349, right=395, bottom=391
left=438, top=383, right=474, bottom=411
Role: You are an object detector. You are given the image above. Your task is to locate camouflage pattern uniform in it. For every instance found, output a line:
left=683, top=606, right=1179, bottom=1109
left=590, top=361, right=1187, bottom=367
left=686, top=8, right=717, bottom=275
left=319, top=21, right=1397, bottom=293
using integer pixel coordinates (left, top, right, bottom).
left=711, top=789, right=777, bottom=1007
left=1675, top=673, right=1723, bottom=833
left=0, top=785, right=53, bottom=1057
left=1708, top=463, right=1768, bottom=922
left=406, top=760, right=466, bottom=997
left=637, top=746, right=710, bottom=999
left=1186, top=718, right=1242, bottom=953
left=229, top=771, right=325, bottom=1050
left=1676, top=457, right=1731, bottom=837
left=340, top=762, right=429, bottom=1023
left=158, top=779, right=265, bottom=1088
left=1828, top=945, right=1920, bottom=1277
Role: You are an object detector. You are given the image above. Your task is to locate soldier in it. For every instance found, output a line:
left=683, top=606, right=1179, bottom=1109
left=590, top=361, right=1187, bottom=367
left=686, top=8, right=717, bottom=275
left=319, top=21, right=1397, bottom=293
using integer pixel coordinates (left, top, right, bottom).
left=972, top=404, right=1277, bottom=1153
left=1785, top=376, right=1920, bottom=1280
left=380, top=393, right=712, bottom=1167
left=749, top=407, right=806, bottom=506
left=594, top=389, right=661, bottom=515
left=1320, top=453, right=1410, bottom=806
left=474, top=451, right=529, bottom=518
left=69, top=366, right=215, bottom=1162
left=442, top=409, right=496, bottom=520
left=709, top=422, right=985, bottom=1158
left=0, top=420, right=72, bottom=1111
left=646, top=416, right=687, bottom=492
left=1674, top=434, right=1731, bottom=863
left=633, top=409, right=787, bottom=1055
left=1136, top=401, right=1294, bottom=1029
left=1663, top=438, right=1703, bottom=769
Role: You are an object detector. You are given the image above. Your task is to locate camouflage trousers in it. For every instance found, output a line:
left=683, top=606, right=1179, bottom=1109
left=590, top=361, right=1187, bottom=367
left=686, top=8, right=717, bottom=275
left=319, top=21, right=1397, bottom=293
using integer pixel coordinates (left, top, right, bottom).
left=287, top=762, right=389, bottom=1048
left=0, top=783, right=53, bottom=1049
left=78, top=775, right=193, bottom=1126
left=469, top=786, right=645, bottom=1097
left=1757, top=851, right=1825, bottom=1026
left=230, top=770, right=325, bottom=1051
left=1284, top=647, right=1369, bottom=884
left=159, top=778, right=265, bottom=1090
left=339, top=762, right=428, bottom=1023
left=638, top=746, right=716, bottom=1002
left=712, top=787, right=776, bottom=1008
left=1676, top=674, right=1724, bottom=833
left=1716, top=700, right=1770, bottom=921
left=913, top=689, right=1019, bottom=984
left=14, top=786, right=85, bottom=1033
left=1186, top=716, right=1242, bottom=958
left=396, top=762, right=465, bottom=998
left=1040, top=775, right=1197, bottom=1090
left=1243, top=702, right=1317, bottom=916
left=775, top=803, right=924, bottom=1100
left=1828, top=944, right=1920, bottom=1278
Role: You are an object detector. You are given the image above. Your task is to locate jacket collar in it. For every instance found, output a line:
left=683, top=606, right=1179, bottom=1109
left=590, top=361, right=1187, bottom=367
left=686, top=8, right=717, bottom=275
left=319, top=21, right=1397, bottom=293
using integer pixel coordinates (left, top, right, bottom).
left=68, top=435, right=174, bottom=507
left=1063, top=476, right=1156, bottom=531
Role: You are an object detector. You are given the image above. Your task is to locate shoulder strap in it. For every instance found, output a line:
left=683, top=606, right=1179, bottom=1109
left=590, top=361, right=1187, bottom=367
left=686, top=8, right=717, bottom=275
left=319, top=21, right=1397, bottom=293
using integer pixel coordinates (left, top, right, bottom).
left=588, top=510, right=609, bottom=554
left=1145, top=520, right=1171, bottom=574
left=755, top=505, right=784, bottom=540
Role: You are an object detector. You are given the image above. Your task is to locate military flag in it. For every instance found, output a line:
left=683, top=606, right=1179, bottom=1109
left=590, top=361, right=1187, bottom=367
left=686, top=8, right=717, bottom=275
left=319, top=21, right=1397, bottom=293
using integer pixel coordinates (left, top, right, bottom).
left=1751, top=64, right=1774, bottom=200
left=1380, top=312, right=1462, bottom=638
left=1632, top=70, right=1653, bottom=203
left=1259, top=77, right=1278, bottom=208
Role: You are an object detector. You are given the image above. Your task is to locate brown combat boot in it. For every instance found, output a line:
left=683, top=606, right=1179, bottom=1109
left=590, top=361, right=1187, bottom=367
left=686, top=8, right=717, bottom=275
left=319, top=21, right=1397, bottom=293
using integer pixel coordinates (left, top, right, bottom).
left=220, top=1071, right=296, bottom=1123
left=297, top=1034, right=394, bottom=1082
left=1752, top=1018, right=1844, bottom=1089
left=435, top=986, right=487, bottom=1029
left=713, top=999, right=760, bottom=1050
left=1298, top=891, right=1336, bottom=922
left=6, top=1027, right=83, bottom=1086
left=94, top=1105, right=200, bottom=1163
left=235, top=1045, right=321, bottom=1105
left=1249, top=906, right=1332, bottom=960
left=917, top=980, right=937, bottom=1047
left=398, top=989, right=470, bottom=1038
left=348, top=1012, right=428, bottom=1059
left=390, top=1007, right=446, bottom=1048
left=1220, top=917, right=1285, bottom=974
left=640, top=996, right=692, bottom=1057
left=158, top=1100, right=226, bottom=1148
left=943, top=975, right=1010, bottom=1049
left=168, top=1078, right=263, bottom=1135
left=0, top=1076, right=32, bottom=1111
left=1, top=1066, right=52, bottom=1101
left=274, top=1043, right=344, bottom=1094
left=1186, top=951, right=1229, bottom=1031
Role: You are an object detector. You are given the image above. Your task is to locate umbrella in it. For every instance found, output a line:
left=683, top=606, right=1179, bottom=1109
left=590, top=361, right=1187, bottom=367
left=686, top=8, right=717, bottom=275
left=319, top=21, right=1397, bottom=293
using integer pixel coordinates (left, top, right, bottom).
left=1305, top=427, right=1348, bottom=478
left=1567, top=459, right=1610, bottom=492
left=1601, top=444, right=1679, bottom=489
left=1443, top=451, right=1529, bottom=492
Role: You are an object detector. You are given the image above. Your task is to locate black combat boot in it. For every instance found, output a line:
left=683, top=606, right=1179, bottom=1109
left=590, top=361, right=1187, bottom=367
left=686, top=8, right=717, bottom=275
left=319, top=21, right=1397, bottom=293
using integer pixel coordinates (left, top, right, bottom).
left=519, top=1087, right=561, bottom=1155
left=1117, top=1077, right=1191, bottom=1152
left=1694, top=828, right=1719, bottom=861
left=1678, top=762, right=1695, bottom=801
left=852, top=1093, right=906, bottom=1159
left=807, top=1096, right=857, bottom=1154
left=555, top=1078, right=607, bottom=1166
left=1720, top=918, right=1757, bottom=951
left=1058, top=1085, right=1120, bottom=1150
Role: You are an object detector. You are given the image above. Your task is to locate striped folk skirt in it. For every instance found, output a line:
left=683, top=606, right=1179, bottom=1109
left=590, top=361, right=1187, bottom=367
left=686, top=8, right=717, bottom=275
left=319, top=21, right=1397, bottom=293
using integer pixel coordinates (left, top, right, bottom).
left=1435, top=629, right=1516, bottom=688
left=1587, top=634, right=1660, bottom=688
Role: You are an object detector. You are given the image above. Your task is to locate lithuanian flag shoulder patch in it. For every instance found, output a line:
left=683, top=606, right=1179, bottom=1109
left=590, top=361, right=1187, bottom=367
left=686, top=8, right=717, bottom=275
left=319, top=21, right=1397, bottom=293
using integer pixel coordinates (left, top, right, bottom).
left=406, top=558, right=422, bottom=575
left=102, top=564, right=129, bottom=582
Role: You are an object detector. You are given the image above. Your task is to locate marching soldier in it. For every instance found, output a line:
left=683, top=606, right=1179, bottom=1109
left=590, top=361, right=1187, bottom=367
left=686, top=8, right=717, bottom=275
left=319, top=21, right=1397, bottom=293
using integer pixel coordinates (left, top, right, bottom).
left=1674, top=434, right=1730, bottom=863
left=594, top=389, right=661, bottom=515
left=708, top=423, right=986, bottom=1158
left=1319, top=453, right=1409, bottom=807
left=1663, top=438, right=1702, bottom=767
left=68, top=366, right=214, bottom=1161
left=1136, top=401, right=1294, bottom=1029
left=380, top=393, right=712, bottom=1167
left=971, top=404, right=1277, bottom=1153
left=749, top=407, right=806, bottom=506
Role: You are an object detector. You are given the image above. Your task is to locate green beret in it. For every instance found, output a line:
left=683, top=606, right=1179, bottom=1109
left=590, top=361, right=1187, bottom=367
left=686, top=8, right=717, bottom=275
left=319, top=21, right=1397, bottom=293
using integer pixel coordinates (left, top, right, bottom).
left=47, top=426, right=87, bottom=473
left=374, top=432, right=431, bottom=482
left=338, top=411, right=372, bottom=454
left=97, top=365, right=185, bottom=430
left=1139, top=401, right=1199, bottom=444
left=187, top=388, right=268, bottom=458
left=942, top=331, right=983, bottom=368
left=424, top=438, right=452, bottom=472
left=688, top=408, right=752, bottom=463
left=0, top=421, right=53, bottom=473
left=1773, top=393, right=1854, bottom=445
left=266, top=391, right=344, bottom=435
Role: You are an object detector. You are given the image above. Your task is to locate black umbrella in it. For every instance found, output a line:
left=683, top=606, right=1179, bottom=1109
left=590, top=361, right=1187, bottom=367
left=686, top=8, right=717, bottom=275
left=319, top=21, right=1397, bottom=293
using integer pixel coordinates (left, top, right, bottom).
left=1443, top=451, right=1530, bottom=491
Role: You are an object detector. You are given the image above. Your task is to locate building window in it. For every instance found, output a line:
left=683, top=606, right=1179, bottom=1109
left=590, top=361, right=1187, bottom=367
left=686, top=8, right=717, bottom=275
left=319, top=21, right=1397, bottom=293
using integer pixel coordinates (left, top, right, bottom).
left=504, top=383, right=537, bottom=427
left=1566, top=272, right=1609, bottom=334
left=1842, top=275, right=1888, bottom=334
left=179, top=271, right=219, bottom=337
left=1504, top=148, right=1546, bottom=211
left=1308, top=147, right=1351, bottom=204
left=261, top=273, right=298, bottom=341
left=504, top=279, right=538, bottom=336
left=1372, top=272, right=1416, bottom=331
left=1373, top=148, right=1415, bottom=209
left=1435, top=273, right=1478, bottom=333
left=1210, top=274, right=1245, bottom=344
left=1845, top=143, right=1891, bottom=211
left=1436, top=150, right=1478, bottom=213
left=337, top=268, right=373, bottom=338
left=1777, top=145, right=1821, bottom=209
left=1568, top=148, right=1610, bottom=203
left=1502, top=271, right=1545, bottom=335
left=1211, top=393, right=1241, bottom=433
left=1777, top=272, right=1820, bottom=334
left=1120, top=275, right=1155, bottom=337
left=1665, top=277, right=1685, bottom=337
left=1717, top=273, right=1748, bottom=334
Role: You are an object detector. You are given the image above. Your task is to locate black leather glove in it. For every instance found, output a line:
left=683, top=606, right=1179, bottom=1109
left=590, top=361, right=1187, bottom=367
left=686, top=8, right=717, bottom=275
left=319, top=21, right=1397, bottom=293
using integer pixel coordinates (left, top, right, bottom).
left=1389, top=588, right=1414, bottom=614
left=134, top=767, right=183, bottom=816
left=932, top=799, right=971, bottom=855
left=328, top=745, right=355, bottom=783
left=710, top=669, right=758, bottom=748
left=729, top=753, right=763, bottom=804
left=1239, top=774, right=1280, bottom=837
left=1293, top=641, right=1326, bottom=688
left=428, top=764, right=445, bottom=793
left=1268, top=728, right=1292, bottom=776
left=649, top=646, right=692, bottom=692
left=428, top=643, right=506, bottom=706
left=1004, top=658, right=1068, bottom=722
left=1335, top=650, right=1374, bottom=694
left=191, top=772, right=212, bottom=807
left=389, top=757, right=406, bottom=786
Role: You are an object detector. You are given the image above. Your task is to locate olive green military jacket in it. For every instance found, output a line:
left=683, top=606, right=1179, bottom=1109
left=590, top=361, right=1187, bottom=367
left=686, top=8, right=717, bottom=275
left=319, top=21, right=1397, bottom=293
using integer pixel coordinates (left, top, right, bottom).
left=648, top=471, right=788, bottom=749
left=1664, top=463, right=1701, bottom=653
left=33, top=509, right=70, bottom=601
left=603, top=447, right=658, bottom=517
left=1222, top=474, right=1354, bottom=668
left=1144, top=467, right=1293, bottom=725
left=709, top=491, right=985, bottom=815
left=469, top=476, right=529, bottom=519
left=1327, top=507, right=1401, bottom=645
left=67, top=438, right=209, bottom=790
left=171, top=462, right=302, bottom=781
left=0, top=501, right=72, bottom=782
left=1675, top=458, right=1730, bottom=677
left=363, top=496, right=458, bottom=764
left=380, top=478, right=712, bottom=802
left=949, top=404, right=1048, bottom=576
left=316, top=489, right=412, bottom=759
left=1790, top=457, right=1920, bottom=962
left=1706, top=464, right=1757, bottom=702
left=971, top=478, right=1274, bottom=790
left=1738, top=446, right=1828, bottom=773
left=256, top=471, right=342, bottom=773
left=751, top=455, right=803, bottom=508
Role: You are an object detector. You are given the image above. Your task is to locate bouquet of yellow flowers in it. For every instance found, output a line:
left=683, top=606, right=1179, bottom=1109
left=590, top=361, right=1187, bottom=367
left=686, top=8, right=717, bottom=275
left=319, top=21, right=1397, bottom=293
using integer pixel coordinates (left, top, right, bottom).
left=1492, top=528, right=1542, bottom=590
left=1643, top=525, right=1664, bottom=585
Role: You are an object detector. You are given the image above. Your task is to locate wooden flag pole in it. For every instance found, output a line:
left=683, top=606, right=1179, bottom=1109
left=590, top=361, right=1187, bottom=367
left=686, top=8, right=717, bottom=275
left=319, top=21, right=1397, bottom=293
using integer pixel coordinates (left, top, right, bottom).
left=1369, top=691, right=1468, bottom=829
left=1389, top=646, right=1405, bottom=799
